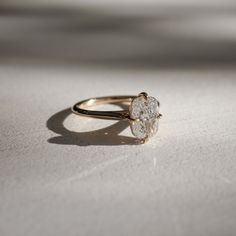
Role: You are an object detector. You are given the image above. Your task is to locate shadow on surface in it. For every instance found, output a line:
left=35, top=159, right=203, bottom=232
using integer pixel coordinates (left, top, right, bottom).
left=47, top=107, right=138, bottom=146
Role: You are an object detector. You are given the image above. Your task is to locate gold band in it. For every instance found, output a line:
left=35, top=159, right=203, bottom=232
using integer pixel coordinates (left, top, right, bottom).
left=72, top=95, right=136, bottom=120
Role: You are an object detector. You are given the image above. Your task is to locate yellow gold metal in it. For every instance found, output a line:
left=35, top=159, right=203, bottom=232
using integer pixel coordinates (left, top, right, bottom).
left=138, top=92, right=148, bottom=99
left=72, top=95, right=162, bottom=121
left=72, top=96, right=136, bottom=120
left=139, top=136, right=149, bottom=144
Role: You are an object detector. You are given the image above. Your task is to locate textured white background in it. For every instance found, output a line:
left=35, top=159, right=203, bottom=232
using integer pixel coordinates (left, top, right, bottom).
left=0, top=64, right=236, bottom=236
left=1, top=1, right=236, bottom=236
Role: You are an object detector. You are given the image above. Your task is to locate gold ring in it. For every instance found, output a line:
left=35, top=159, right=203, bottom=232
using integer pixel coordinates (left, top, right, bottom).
left=72, top=92, right=162, bottom=143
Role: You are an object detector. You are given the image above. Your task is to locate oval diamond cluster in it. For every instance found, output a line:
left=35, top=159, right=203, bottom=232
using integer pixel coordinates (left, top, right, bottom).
left=129, top=95, right=160, bottom=139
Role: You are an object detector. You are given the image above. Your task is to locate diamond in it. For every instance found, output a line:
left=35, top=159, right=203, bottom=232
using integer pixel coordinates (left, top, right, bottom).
left=147, top=118, right=159, bottom=137
left=129, top=94, right=160, bottom=140
left=130, top=120, right=147, bottom=139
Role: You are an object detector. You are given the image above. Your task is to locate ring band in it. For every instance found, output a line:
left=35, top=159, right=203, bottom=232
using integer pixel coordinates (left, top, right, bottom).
left=72, top=92, right=162, bottom=143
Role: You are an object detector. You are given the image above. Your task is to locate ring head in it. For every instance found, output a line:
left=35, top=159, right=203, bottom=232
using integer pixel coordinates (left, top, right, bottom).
left=129, top=93, right=160, bottom=142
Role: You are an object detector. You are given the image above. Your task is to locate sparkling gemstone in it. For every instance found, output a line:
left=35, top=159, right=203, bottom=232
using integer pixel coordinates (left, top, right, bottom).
left=130, top=95, right=159, bottom=139
left=130, top=120, right=147, bottom=139
left=147, top=118, right=159, bottom=137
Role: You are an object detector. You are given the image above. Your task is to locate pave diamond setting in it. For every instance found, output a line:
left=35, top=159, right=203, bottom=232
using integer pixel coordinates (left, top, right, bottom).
left=129, top=93, right=160, bottom=141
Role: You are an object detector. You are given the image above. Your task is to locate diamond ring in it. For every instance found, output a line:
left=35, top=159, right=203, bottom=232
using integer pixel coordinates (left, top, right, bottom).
left=72, top=92, right=162, bottom=143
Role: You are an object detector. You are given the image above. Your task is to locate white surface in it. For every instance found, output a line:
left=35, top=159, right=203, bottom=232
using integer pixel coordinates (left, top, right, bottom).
left=0, top=64, right=236, bottom=236
left=1, top=1, right=236, bottom=235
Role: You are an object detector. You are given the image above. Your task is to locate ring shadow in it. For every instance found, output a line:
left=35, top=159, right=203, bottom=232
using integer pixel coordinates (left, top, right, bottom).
left=46, top=104, right=139, bottom=146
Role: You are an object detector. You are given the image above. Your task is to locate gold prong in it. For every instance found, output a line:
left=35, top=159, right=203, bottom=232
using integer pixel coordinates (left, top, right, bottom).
left=138, top=92, right=148, bottom=99
left=140, top=136, right=149, bottom=144
left=129, top=117, right=140, bottom=122
left=140, top=139, right=146, bottom=144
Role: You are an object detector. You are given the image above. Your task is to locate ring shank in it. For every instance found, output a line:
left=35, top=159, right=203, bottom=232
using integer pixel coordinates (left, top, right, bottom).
left=72, top=96, right=136, bottom=120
